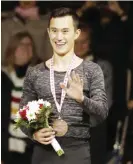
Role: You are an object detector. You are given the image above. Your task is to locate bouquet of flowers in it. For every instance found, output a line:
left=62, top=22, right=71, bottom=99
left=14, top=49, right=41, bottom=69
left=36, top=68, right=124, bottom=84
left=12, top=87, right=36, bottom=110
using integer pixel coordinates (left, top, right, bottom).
left=14, top=99, right=64, bottom=156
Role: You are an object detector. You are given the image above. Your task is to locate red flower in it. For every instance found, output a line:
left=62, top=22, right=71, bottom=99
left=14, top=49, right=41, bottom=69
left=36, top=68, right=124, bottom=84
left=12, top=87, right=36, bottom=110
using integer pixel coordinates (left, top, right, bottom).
left=19, top=109, right=27, bottom=120
left=39, top=104, right=43, bottom=109
left=25, top=106, right=29, bottom=110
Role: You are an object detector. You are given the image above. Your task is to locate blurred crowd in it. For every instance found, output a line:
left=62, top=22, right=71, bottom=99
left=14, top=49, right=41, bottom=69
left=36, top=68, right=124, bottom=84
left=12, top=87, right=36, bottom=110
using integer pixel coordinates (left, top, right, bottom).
left=1, top=1, right=133, bottom=164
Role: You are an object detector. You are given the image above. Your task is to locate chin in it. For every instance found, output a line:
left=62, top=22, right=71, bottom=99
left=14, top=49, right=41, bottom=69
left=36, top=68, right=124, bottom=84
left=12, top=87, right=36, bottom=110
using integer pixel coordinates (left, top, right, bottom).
left=76, top=53, right=81, bottom=57
left=55, top=50, right=68, bottom=56
left=75, top=53, right=79, bottom=56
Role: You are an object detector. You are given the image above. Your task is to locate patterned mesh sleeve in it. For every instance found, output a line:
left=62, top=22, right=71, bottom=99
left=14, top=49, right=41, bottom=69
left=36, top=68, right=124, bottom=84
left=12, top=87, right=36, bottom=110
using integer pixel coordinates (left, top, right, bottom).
left=82, top=63, right=109, bottom=126
left=97, top=59, right=113, bottom=109
left=19, top=66, right=38, bottom=140
left=19, top=66, right=38, bottom=109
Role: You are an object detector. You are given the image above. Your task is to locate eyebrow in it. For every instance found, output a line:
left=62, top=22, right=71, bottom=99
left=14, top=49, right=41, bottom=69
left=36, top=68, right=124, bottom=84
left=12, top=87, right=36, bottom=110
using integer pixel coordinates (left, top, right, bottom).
left=50, top=27, right=70, bottom=30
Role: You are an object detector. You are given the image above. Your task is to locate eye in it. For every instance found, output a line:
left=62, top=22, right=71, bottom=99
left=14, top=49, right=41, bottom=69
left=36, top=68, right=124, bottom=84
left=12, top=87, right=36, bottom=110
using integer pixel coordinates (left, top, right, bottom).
left=51, top=29, right=57, bottom=33
left=62, top=29, right=69, bottom=33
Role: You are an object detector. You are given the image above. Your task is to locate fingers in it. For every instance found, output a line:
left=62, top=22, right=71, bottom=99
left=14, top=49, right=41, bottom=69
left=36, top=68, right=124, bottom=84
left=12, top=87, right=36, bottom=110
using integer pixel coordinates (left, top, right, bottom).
left=71, top=71, right=78, bottom=82
left=60, top=71, right=84, bottom=90
left=80, top=77, right=84, bottom=87
left=76, top=73, right=82, bottom=83
left=68, top=76, right=72, bottom=86
left=40, top=135, right=55, bottom=145
left=39, top=127, right=54, bottom=133
left=38, top=128, right=54, bottom=136
left=71, top=71, right=83, bottom=85
left=33, top=128, right=55, bottom=145
left=40, top=140, right=53, bottom=145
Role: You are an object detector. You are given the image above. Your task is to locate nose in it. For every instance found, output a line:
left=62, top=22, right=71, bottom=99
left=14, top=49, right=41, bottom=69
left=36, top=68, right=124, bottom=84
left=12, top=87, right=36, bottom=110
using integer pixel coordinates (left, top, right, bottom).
left=56, top=32, right=63, bottom=41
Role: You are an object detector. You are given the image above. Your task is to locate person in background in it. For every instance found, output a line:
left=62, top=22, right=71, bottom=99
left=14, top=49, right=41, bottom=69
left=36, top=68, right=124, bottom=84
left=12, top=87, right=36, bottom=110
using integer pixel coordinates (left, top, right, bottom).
left=75, top=21, right=113, bottom=110
left=1, top=31, right=40, bottom=164
left=75, top=21, right=113, bottom=164
left=1, top=0, right=52, bottom=65
left=123, top=42, right=133, bottom=164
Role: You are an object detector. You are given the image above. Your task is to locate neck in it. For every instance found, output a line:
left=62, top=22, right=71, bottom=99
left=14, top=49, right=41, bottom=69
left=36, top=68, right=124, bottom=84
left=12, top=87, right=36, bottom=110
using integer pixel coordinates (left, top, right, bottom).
left=53, top=52, right=75, bottom=69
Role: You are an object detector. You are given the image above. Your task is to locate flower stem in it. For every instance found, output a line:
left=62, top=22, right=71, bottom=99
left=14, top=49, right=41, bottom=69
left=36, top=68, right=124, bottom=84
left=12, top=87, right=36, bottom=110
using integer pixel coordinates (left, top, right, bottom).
left=45, top=117, right=49, bottom=128
left=51, top=138, right=65, bottom=156
left=57, top=149, right=65, bottom=156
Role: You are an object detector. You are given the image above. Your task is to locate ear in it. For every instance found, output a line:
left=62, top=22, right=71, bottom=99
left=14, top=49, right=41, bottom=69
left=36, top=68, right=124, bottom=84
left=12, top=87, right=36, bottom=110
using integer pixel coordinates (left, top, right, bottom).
left=74, top=29, right=81, bottom=40
left=47, top=28, right=50, bottom=37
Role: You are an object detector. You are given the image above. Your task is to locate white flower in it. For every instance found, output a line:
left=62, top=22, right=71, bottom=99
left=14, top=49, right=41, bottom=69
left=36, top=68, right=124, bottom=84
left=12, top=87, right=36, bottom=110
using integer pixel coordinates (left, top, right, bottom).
left=14, top=111, right=21, bottom=122
left=44, top=101, right=51, bottom=107
left=27, top=100, right=40, bottom=114
left=26, top=110, right=36, bottom=121
left=38, top=99, right=45, bottom=105
left=16, top=111, right=21, bottom=119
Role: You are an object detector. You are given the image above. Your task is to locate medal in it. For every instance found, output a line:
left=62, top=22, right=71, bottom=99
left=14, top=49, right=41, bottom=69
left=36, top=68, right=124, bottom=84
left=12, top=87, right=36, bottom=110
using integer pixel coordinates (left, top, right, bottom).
left=53, top=118, right=68, bottom=137
left=50, top=54, right=76, bottom=136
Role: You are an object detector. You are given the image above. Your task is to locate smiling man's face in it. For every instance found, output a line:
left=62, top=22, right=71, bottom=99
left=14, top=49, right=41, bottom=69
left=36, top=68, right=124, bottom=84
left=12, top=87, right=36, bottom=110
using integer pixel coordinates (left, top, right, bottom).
left=48, top=16, right=80, bottom=56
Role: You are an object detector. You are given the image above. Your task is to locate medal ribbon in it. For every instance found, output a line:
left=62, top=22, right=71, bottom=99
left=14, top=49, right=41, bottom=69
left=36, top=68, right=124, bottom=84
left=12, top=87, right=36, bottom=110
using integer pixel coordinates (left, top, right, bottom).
left=50, top=54, right=76, bottom=117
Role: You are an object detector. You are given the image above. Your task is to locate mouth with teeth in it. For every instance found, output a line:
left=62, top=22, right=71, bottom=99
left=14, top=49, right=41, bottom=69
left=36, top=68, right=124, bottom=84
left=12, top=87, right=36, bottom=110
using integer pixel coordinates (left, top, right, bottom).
left=55, top=42, right=66, bottom=48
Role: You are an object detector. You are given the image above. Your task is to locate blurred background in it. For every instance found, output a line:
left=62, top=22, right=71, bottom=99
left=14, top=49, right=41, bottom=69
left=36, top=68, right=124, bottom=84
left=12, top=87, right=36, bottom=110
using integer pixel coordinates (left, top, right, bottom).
left=1, top=1, right=133, bottom=164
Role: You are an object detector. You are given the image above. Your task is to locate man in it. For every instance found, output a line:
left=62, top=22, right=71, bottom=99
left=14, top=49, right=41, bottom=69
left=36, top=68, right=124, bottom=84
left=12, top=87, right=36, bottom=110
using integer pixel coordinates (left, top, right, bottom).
left=20, top=7, right=108, bottom=164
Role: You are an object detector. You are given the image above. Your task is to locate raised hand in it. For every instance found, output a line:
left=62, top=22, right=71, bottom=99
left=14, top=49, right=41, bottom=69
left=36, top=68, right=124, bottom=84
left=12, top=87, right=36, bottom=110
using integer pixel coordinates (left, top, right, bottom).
left=108, top=1, right=124, bottom=15
left=76, top=1, right=96, bottom=17
left=108, top=1, right=128, bottom=21
left=60, top=71, right=84, bottom=103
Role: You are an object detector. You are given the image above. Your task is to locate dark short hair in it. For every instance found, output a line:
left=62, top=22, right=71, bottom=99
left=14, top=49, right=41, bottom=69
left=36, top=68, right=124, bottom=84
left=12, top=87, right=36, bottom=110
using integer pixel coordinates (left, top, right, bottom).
left=78, top=20, right=92, bottom=39
left=48, top=7, right=79, bottom=30
left=78, top=20, right=92, bottom=33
